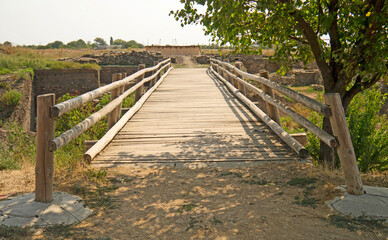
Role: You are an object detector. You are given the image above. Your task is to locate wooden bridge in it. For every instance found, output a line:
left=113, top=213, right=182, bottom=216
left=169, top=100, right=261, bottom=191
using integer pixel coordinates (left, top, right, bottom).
left=34, top=58, right=364, bottom=203
left=92, top=68, right=301, bottom=167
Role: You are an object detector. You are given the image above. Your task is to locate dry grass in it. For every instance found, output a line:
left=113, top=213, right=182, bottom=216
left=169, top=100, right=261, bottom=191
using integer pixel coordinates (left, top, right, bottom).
left=1, top=161, right=387, bottom=239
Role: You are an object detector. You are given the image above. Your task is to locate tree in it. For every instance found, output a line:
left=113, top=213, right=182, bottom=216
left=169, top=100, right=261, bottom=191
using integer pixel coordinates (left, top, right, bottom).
left=172, top=0, right=387, bottom=167
left=110, top=36, right=114, bottom=45
left=94, top=37, right=107, bottom=46
left=45, top=40, right=64, bottom=49
left=66, top=39, right=88, bottom=49
left=3, top=41, right=12, bottom=46
left=113, top=39, right=127, bottom=46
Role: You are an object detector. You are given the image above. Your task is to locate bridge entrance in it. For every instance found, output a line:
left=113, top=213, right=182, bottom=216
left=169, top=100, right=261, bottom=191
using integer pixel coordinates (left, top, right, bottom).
left=92, top=68, right=301, bottom=167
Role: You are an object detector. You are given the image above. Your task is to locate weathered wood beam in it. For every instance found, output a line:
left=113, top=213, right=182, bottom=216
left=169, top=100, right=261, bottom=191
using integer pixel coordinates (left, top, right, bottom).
left=51, top=59, right=171, bottom=117
left=84, top=65, right=173, bottom=163
left=324, top=93, right=364, bottom=195
left=210, top=59, right=331, bottom=116
left=135, top=64, right=146, bottom=102
left=210, top=65, right=308, bottom=158
left=50, top=63, right=171, bottom=151
left=214, top=62, right=337, bottom=148
left=35, top=94, right=55, bottom=203
left=259, top=70, right=282, bottom=126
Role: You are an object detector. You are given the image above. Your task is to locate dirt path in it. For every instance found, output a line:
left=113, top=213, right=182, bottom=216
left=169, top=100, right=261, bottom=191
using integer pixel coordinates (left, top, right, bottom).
left=1, top=162, right=387, bottom=239
left=181, top=56, right=195, bottom=67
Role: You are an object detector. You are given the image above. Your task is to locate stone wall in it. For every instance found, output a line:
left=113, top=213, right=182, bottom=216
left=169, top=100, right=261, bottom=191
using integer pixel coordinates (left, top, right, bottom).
left=196, top=53, right=323, bottom=86
left=145, top=45, right=201, bottom=56
left=268, top=69, right=323, bottom=86
left=100, top=66, right=138, bottom=85
left=34, top=69, right=100, bottom=98
left=97, top=51, right=163, bottom=67
left=59, top=51, right=164, bottom=67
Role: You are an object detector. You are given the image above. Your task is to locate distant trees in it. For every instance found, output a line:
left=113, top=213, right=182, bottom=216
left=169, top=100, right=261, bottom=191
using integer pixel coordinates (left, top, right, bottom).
left=4, top=37, right=145, bottom=50
left=3, top=41, right=12, bottom=46
left=94, top=37, right=107, bottom=46
left=112, top=39, right=126, bottom=46
left=66, top=39, right=88, bottom=49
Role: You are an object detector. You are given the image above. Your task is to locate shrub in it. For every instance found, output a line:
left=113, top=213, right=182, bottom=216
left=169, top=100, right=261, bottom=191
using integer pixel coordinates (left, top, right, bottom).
left=305, top=111, right=323, bottom=162
left=16, top=67, right=34, bottom=79
left=0, top=68, right=12, bottom=75
left=0, top=122, right=36, bottom=170
left=1, top=90, right=21, bottom=107
left=0, top=82, right=10, bottom=90
left=54, top=93, right=109, bottom=170
left=346, top=87, right=388, bottom=172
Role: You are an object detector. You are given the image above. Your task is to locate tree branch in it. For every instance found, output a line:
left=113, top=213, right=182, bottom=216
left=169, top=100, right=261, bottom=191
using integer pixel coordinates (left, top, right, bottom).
left=288, top=35, right=309, bottom=44
left=279, top=0, right=334, bottom=89
left=342, top=74, right=381, bottom=111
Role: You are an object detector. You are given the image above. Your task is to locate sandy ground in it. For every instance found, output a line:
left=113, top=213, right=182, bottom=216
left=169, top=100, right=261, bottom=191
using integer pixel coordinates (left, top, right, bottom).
left=1, top=161, right=387, bottom=240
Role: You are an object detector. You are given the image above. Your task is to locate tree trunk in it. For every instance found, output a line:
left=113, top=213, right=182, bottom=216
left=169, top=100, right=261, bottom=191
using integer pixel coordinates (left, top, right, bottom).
left=319, top=116, right=337, bottom=169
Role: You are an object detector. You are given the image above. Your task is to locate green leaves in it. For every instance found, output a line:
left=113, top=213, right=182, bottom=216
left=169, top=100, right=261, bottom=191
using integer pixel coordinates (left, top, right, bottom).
left=172, top=0, right=387, bottom=91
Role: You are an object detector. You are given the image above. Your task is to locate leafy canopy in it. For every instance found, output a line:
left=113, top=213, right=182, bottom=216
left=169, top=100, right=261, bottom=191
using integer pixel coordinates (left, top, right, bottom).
left=172, top=0, right=387, bottom=107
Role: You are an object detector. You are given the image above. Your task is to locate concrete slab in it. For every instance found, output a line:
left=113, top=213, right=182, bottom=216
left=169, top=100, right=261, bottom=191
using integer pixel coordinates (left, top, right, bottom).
left=328, top=185, right=388, bottom=222
left=0, top=192, right=92, bottom=227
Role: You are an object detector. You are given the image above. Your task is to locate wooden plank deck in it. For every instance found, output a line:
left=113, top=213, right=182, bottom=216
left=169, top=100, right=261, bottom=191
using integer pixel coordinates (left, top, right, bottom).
left=92, top=68, right=301, bottom=167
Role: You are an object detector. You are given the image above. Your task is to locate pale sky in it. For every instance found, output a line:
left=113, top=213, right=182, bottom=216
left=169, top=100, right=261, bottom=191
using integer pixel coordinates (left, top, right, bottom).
left=0, top=0, right=211, bottom=46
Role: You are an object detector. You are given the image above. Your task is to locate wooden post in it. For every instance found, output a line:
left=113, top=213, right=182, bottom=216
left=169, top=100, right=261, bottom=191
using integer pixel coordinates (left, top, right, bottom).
left=117, top=73, right=125, bottom=116
left=135, top=64, right=146, bottom=102
left=324, top=93, right=364, bottom=195
left=259, top=71, right=281, bottom=126
left=151, top=61, right=159, bottom=86
left=35, top=94, right=55, bottom=203
left=107, top=73, right=120, bottom=130
left=234, top=62, right=246, bottom=96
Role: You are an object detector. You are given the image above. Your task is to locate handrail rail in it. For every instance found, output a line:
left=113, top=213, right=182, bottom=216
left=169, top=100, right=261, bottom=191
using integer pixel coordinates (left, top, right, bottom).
left=209, top=66, right=308, bottom=157
left=50, top=60, right=171, bottom=151
left=211, top=61, right=337, bottom=148
left=210, top=58, right=363, bottom=196
left=34, top=59, right=172, bottom=202
left=51, top=58, right=171, bottom=117
left=210, top=59, right=332, bottom=116
left=84, top=66, right=173, bottom=163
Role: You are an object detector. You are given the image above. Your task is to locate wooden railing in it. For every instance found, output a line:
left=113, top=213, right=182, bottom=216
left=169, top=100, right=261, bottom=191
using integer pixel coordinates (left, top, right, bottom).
left=210, top=58, right=363, bottom=195
left=35, top=59, right=172, bottom=202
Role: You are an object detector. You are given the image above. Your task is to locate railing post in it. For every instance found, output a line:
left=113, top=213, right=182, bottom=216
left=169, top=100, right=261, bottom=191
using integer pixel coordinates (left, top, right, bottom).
left=135, top=64, right=146, bottom=102
left=234, top=62, right=246, bottom=96
left=324, top=93, right=364, bottom=195
left=259, top=71, right=281, bottom=126
left=35, top=93, right=55, bottom=203
left=152, top=61, right=159, bottom=86
left=107, top=73, right=121, bottom=130
left=118, top=73, right=125, bottom=115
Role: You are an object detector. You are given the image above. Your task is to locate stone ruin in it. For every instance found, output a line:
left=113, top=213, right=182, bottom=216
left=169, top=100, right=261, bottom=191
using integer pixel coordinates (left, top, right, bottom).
left=193, top=54, right=323, bottom=87
left=58, top=50, right=164, bottom=67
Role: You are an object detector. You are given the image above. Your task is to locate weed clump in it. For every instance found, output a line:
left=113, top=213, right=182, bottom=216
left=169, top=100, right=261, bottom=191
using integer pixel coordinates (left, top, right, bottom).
left=346, top=87, right=388, bottom=172
left=0, top=122, right=35, bottom=170
left=1, top=90, right=21, bottom=107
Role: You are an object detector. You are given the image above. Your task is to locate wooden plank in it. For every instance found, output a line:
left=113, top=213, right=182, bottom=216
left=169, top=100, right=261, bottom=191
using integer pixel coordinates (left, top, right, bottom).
left=93, top=157, right=298, bottom=163
left=51, top=59, right=171, bottom=117
left=35, top=94, right=55, bottom=203
left=135, top=64, right=145, bottom=102
left=92, top=68, right=303, bottom=166
left=211, top=65, right=308, bottom=158
left=107, top=73, right=120, bottom=130
left=259, top=71, right=282, bottom=125
left=324, top=93, right=364, bottom=195
left=84, top=66, right=172, bottom=163
left=211, top=59, right=332, bottom=116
